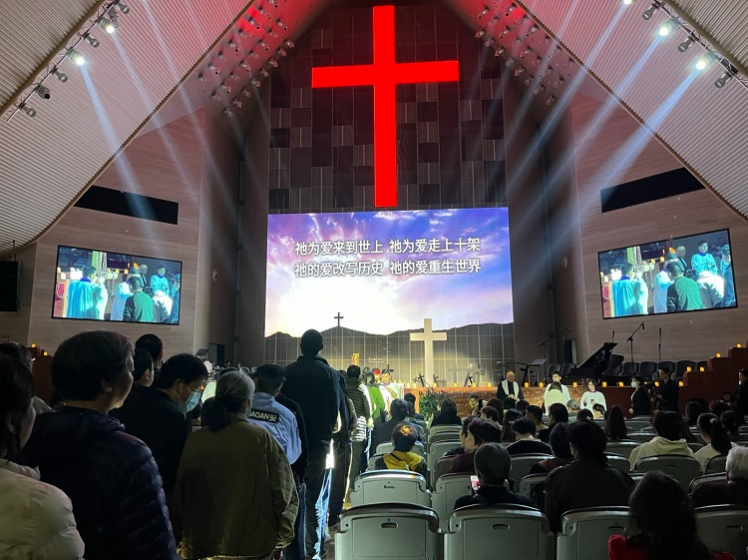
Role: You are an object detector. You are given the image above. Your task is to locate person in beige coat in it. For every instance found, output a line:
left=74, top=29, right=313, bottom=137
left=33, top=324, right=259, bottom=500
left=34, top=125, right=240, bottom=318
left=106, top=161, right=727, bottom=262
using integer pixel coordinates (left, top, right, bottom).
left=170, top=371, right=298, bottom=560
left=0, top=354, right=84, bottom=559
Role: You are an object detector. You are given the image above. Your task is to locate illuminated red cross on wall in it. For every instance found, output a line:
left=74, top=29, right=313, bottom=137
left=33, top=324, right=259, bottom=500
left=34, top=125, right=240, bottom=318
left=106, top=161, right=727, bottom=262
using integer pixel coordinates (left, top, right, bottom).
left=312, top=5, right=460, bottom=207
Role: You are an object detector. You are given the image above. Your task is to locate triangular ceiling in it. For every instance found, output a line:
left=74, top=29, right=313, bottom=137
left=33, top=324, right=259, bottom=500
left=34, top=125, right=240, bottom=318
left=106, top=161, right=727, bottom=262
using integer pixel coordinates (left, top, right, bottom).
left=0, top=0, right=746, bottom=257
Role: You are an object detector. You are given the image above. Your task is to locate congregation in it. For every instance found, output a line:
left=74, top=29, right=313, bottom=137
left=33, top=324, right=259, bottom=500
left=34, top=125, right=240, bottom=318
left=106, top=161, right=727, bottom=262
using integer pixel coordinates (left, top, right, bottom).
left=2, top=329, right=748, bottom=560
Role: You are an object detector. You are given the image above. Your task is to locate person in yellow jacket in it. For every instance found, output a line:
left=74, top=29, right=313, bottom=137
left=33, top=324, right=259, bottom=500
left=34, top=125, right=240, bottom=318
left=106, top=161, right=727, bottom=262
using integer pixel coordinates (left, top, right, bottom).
left=170, top=371, right=298, bottom=560
left=374, top=423, right=429, bottom=480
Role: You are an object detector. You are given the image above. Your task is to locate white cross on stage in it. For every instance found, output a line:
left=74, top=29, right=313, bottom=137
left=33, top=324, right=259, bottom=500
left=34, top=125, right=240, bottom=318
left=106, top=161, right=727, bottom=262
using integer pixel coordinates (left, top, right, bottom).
left=410, top=318, right=447, bottom=384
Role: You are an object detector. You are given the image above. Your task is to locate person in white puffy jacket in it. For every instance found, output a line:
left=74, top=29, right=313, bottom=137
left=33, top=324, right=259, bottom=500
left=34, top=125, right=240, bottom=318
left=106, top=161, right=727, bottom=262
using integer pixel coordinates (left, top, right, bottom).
left=0, top=354, right=84, bottom=560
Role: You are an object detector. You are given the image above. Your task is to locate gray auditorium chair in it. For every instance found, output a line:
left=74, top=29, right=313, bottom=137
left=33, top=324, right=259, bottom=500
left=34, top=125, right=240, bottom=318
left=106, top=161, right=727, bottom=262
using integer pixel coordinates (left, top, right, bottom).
left=639, top=361, right=658, bottom=378
left=622, top=362, right=639, bottom=377
left=626, top=432, right=654, bottom=443
left=676, top=360, right=696, bottom=376
left=335, top=503, right=440, bottom=560
left=509, top=454, right=553, bottom=491
left=557, top=507, right=630, bottom=560
left=428, top=431, right=462, bottom=448
left=633, top=455, right=703, bottom=490
left=428, top=424, right=462, bottom=439
left=688, top=442, right=704, bottom=453
left=605, top=453, right=630, bottom=473
left=433, top=455, right=457, bottom=487
left=427, top=441, right=460, bottom=474
left=445, top=504, right=554, bottom=560
left=518, top=473, right=548, bottom=510
left=431, top=473, right=473, bottom=532
left=624, top=420, right=652, bottom=432
left=696, top=505, right=748, bottom=560
left=689, top=473, right=727, bottom=494
left=706, top=454, right=728, bottom=475
left=606, top=441, right=642, bottom=460
left=367, top=454, right=384, bottom=471
left=658, top=361, right=676, bottom=375
left=376, top=441, right=426, bottom=457
left=349, top=470, right=431, bottom=508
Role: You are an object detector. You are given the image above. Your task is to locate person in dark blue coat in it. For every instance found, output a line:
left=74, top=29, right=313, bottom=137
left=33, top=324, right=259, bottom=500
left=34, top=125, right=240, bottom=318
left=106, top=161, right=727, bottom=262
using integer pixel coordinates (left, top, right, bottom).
left=22, top=330, right=178, bottom=560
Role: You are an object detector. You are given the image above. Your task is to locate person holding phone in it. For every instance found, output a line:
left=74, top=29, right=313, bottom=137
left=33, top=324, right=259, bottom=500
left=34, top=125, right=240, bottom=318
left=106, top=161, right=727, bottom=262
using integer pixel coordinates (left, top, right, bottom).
left=580, top=379, right=607, bottom=412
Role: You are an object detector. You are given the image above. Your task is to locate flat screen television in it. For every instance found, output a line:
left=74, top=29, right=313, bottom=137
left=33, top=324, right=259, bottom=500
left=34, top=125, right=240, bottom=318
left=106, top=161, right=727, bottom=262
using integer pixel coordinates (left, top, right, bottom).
left=53, top=245, right=182, bottom=324
left=598, top=228, right=736, bottom=319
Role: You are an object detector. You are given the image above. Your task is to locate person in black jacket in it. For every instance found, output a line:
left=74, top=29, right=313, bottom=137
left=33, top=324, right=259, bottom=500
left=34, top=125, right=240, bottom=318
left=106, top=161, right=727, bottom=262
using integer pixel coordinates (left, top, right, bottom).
left=372, top=398, right=424, bottom=451
left=280, top=329, right=348, bottom=560
left=655, top=367, right=679, bottom=412
left=111, top=352, right=207, bottom=497
left=732, top=369, right=748, bottom=425
left=630, top=376, right=651, bottom=417
left=22, top=330, right=178, bottom=560
left=430, top=398, right=462, bottom=426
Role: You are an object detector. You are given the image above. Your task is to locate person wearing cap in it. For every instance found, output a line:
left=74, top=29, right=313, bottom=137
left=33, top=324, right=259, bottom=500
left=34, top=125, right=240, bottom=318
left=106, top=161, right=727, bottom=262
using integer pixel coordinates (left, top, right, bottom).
left=171, top=371, right=298, bottom=560
left=630, top=375, right=651, bottom=416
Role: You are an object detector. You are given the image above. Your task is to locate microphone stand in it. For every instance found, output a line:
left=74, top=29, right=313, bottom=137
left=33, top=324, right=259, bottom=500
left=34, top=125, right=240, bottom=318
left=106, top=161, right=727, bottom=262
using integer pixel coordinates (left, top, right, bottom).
left=626, top=323, right=645, bottom=364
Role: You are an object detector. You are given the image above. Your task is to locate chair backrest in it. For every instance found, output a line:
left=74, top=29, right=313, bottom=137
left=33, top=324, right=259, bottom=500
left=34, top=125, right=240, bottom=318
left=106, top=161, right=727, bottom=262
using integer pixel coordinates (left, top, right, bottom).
left=427, top=441, right=461, bottom=473
left=445, top=505, right=554, bottom=560
left=658, top=361, right=676, bottom=374
left=434, top=455, right=457, bottom=487
left=689, top=472, right=727, bottom=494
left=367, top=454, right=384, bottom=472
left=696, top=360, right=709, bottom=372
left=695, top=505, right=748, bottom=560
left=688, top=442, right=704, bottom=453
left=561, top=363, right=575, bottom=376
left=336, top=503, right=440, bottom=560
left=706, top=454, right=728, bottom=475
left=622, top=362, right=640, bottom=376
left=429, top=424, right=463, bottom=438
left=625, top=420, right=652, bottom=432
left=626, top=432, right=654, bottom=443
left=509, top=454, right=553, bottom=491
left=428, top=431, right=462, bottom=447
left=432, top=473, right=473, bottom=532
left=606, top=453, right=631, bottom=473
left=675, top=360, right=696, bottom=375
left=557, top=507, right=630, bottom=560
left=349, top=470, right=431, bottom=508
left=518, top=473, right=548, bottom=510
left=639, top=361, right=658, bottom=377
left=633, top=455, right=703, bottom=490
left=605, top=441, right=642, bottom=460
left=376, top=441, right=426, bottom=457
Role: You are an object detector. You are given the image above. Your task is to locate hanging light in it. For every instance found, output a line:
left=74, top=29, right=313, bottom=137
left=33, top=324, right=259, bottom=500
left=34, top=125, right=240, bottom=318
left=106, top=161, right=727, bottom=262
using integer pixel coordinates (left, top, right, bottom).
left=83, top=33, right=100, bottom=48
left=241, top=88, right=252, bottom=98
left=67, top=48, right=86, bottom=66
left=52, top=67, right=68, bottom=82
left=715, top=71, right=733, bottom=88
left=19, top=103, right=36, bottom=118
left=658, top=18, right=677, bottom=37
left=35, top=85, right=51, bottom=100
left=284, top=39, right=295, bottom=49
left=642, top=2, right=659, bottom=20
left=545, top=95, right=557, bottom=106
left=117, top=2, right=131, bottom=14
left=677, top=34, right=695, bottom=52
left=97, top=16, right=116, bottom=33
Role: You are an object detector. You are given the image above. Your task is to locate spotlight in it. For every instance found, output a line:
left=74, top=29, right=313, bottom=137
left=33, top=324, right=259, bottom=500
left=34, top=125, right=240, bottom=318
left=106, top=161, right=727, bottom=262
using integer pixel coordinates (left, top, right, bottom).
left=218, top=51, right=227, bottom=60
left=523, top=76, right=532, bottom=86
left=277, top=47, right=288, bottom=57
left=258, top=39, right=269, bottom=50
left=223, top=108, right=234, bottom=117
left=500, top=26, right=512, bottom=38
left=19, top=103, right=36, bottom=118
left=484, top=37, right=496, bottom=48
left=276, top=18, right=287, bottom=29
left=251, top=78, right=261, bottom=88
left=211, top=91, right=222, bottom=102
left=531, top=56, right=542, bottom=66
left=35, top=85, right=51, bottom=100
left=248, top=50, right=260, bottom=59
left=533, top=84, right=546, bottom=95
left=52, top=67, right=68, bottom=82
left=551, top=76, right=565, bottom=88
left=267, top=0, right=278, bottom=6
left=231, top=98, right=242, bottom=108
left=491, top=15, right=501, bottom=24
left=506, top=3, right=517, bottom=15
left=107, top=8, right=120, bottom=28
left=520, top=47, right=532, bottom=58
left=256, top=6, right=267, bottom=16
left=541, top=35, right=551, bottom=45
left=220, top=82, right=231, bottom=92
left=545, top=95, right=557, bottom=106
left=198, top=73, right=207, bottom=82
left=260, top=68, right=270, bottom=78
left=475, top=28, right=486, bottom=39
left=695, top=57, right=710, bottom=71
left=493, top=46, right=505, bottom=57
left=118, top=2, right=131, bottom=14
left=229, top=72, right=241, bottom=82
left=514, top=66, right=525, bottom=77
left=240, top=60, right=251, bottom=70
left=284, top=39, right=295, bottom=49
left=623, top=0, right=635, bottom=5
left=268, top=58, right=279, bottom=68
left=228, top=39, right=238, bottom=49
left=677, top=35, right=695, bottom=52
left=504, top=58, right=515, bottom=68
left=246, top=16, right=260, bottom=29
left=208, top=62, right=220, bottom=73
left=714, top=72, right=733, bottom=88
left=237, top=29, right=249, bottom=39
left=83, top=33, right=100, bottom=48
left=268, top=29, right=279, bottom=39
left=658, top=19, right=677, bottom=37
left=642, top=3, right=659, bottom=20
left=97, top=17, right=116, bottom=33
left=241, top=87, right=252, bottom=98
left=528, top=25, right=539, bottom=34
left=67, top=48, right=86, bottom=66
left=512, top=36, right=523, bottom=46
left=478, top=6, right=490, bottom=18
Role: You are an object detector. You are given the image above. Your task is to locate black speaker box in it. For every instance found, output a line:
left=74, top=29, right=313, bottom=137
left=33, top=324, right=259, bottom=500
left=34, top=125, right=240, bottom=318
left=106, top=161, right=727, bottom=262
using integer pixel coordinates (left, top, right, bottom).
left=0, top=261, right=20, bottom=312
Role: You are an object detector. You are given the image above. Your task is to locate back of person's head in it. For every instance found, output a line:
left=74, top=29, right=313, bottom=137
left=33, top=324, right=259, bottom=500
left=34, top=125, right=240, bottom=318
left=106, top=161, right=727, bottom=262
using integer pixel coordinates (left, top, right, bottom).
left=469, top=417, right=503, bottom=446
left=568, top=420, right=607, bottom=462
left=512, top=417, right=536, bottom=436
left=474, top=442, right=511, bottom=486
left=255, top=364, right=286, bottom=394
left=549, top=403, right=569, bottom=424
left=685, top=400, right=704, bottom=426
left=721, top=409, right=740, bottom=437
left=576, top=409, right=594, bottom=421
left=299, top=329, right=323, bottom=356
left=405, top=400, right=416, bottom=418
left=485, top=398, right=504, bottom=420
left=655, top=399, right=674, bottom=412
left=501, top=409, right=523, bottom=441
left=346, top=364, right=361, bottom=379
left=710, top=400, right=730, bottom=418
left=726, top=447, right=748, bottom=482
left=403, top=392, right=417, bottom=405
left=481, top=405, right=501, bottom=423
left=132, top=348, right=154, bottom=382
left=502, top=397, right=516, bottom=411
left=52, top=330, right=133, bottom=401
left=0, top=341, right=33, bottom=370
left=697, top=412, right=732, bottom=456
left=391, top=422, right=418, bottom=452
left=526, top=405, right=543, bottom=424
left=516, top=399, right=529, bottom=413
left=566, top=398, right=580, bottom=412
left=135, top=334, right=163, bottom=364
left=605, top=405, right=627, bottom=440
left=0, top=355, right=34, bottom=459
left=549, top=381, right=563, bottom=392
left=155, top=353, right=207, bottom=390
left=628, top=471, right=710, bottom=560
left=204, top=371, right=254, bottom=432
left=653, top=410, right=683, bottom=441
left=440, top=398, right=457, bottom=416
left=549, top=422, right=573, bottom=459
left=390, top=398, right=408, bottom=420
left=460, top=415, right=477, bottom=439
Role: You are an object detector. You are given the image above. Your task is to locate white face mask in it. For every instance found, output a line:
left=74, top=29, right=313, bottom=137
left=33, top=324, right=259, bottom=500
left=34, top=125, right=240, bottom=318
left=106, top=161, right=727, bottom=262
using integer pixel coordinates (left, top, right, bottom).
left=631, top=381, right=639, bottom=388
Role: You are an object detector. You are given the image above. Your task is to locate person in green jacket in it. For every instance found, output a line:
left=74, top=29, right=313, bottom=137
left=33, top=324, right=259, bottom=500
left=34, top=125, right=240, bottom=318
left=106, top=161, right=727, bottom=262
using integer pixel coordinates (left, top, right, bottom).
left=364, top=369, right=386, bottom=428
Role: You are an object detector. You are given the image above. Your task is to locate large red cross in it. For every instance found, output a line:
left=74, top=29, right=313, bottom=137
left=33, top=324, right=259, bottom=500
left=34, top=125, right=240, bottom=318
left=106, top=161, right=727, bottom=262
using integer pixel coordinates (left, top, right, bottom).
left=312, top=5, right=460, bottom=207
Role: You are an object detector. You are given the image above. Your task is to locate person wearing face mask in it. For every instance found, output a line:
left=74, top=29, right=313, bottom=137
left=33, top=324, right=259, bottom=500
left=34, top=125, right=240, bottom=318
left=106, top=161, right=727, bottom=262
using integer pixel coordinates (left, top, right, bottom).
left=21, top=331, right=178, bottom=560
left=630, top=376, right=651, bottom=417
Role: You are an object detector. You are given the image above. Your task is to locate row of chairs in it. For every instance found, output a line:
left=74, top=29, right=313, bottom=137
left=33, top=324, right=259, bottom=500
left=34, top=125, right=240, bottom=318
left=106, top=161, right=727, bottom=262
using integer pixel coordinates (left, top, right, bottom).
left=336, top=501, right=748, bottom=560
left=545, top=359, right=705, bottom=379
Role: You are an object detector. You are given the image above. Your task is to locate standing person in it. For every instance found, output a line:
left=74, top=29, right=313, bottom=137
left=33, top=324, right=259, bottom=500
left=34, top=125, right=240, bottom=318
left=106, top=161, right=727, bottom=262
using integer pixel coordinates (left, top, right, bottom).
left=675, top=246, right=689, bottom=277
left=666, top=261, right=703, bottom=312
left=171, top=371, right=298, bottom=560
left=732, top=369, right=748, bottom=425
left=344, top=365, right=372, bottom=494
left=611, top=263, right=648, bottom=316
left=280, top=329, right=348, bottom=560
left=169, top=274, right=181, bottom=324
left=630, top=376, right=651, bottom=416
left=327, top=372, right=356, bottom=529
left=0, top=341, right=53, bottom=415
left=655, top=367, right=679, bottom=412
left=123, top=276, right=155, bottom=322
left=112, top=353, right=208, bottom=497
left=110, top=347, right=154, bottom=425
left=65, top=265, right=102, bottom=319
left=150, top=265, right=170, bottom=294
left=496, top=370, right=524, bottom=402
left=247, top=364, right=302, bottom=465
left=0, top=354, right=85, bottom=559
left=580, top=379, right=607, bottom=412
left=22, top=331, right=178, bottom=560
left=654, top=256, right=677, bottom=313
left=378, top=369, right=397, bottom=412
left=364, top=369, right=386, bottom=428
left=691, top=240, right=718, bottom=275
left=544, top=371, right=570, bottom=401
left=721, top=245, right=736, bottom=307
left=110, top=274, right=132, bottom=321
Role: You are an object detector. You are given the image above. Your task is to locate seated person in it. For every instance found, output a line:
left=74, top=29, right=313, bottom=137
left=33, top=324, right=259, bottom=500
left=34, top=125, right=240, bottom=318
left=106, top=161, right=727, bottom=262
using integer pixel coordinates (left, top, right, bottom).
left=540, top=403, right=569, bottom=443
left=372, top=398, right=423, bottom=451
left=543, top=382, right=568, bottom=412
left=430, top=398, right=462, bottom=427
left=454, top=443, right=534, bottom=509
left=526, top=405, right=546, bottom=435
left=515, top=399, right=529, bottom=414
left=530, top=422, right=573, bottom=474
left=444, top=416, right=476, bottom=457
left=480, top=405, right=502, bottom=425
left=605, top=405, right=629, bottom=441
left=576, top=409, right=594, bottom=421
left=610, top=471, right=734, bottom=560
left=721, top=410, right=740, bottom=442
left=544, top=371, right=570, bottom=401
left=506, top=418, right=552, bottom=456
left=449, top=418, right=502, bottom=474
left=628, top=411, right=694, bottom=470
left=484, top=398, right=504, bottom=423
left=693, top=413, right=736, bottom=473
left=685, top=400, right=704, bottom=427
left=500, top=409, right=523, bottom=442
left=545, top=420, right=634, bottom=533
left=373, top=422, right=428, bottom=479
left=468, top=394, right=483, bottom=417
left=403, top=393, right=425, bottom=421
left=691, top=446, right=748, bottom=508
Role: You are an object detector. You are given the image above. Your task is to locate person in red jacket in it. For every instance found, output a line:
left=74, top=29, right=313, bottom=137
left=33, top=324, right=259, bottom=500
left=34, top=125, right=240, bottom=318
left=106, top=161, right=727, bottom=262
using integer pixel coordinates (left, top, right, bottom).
left=609, top=470, right=735, bottom=560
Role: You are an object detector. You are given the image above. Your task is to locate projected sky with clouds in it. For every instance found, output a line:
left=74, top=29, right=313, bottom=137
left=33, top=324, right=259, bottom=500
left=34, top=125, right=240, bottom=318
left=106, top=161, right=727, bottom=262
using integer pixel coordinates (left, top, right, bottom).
left=265, top=208, right=513, bottom=337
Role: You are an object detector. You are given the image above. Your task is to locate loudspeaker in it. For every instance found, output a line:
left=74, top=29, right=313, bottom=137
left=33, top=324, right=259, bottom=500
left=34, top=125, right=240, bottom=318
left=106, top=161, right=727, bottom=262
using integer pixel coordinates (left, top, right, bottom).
left=0, top=261, right=20, bottom=312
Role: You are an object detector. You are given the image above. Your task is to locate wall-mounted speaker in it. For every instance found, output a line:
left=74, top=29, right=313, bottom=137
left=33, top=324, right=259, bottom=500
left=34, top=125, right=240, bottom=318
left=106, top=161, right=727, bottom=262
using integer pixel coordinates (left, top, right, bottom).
left=0, top=261, right=20, bottom=312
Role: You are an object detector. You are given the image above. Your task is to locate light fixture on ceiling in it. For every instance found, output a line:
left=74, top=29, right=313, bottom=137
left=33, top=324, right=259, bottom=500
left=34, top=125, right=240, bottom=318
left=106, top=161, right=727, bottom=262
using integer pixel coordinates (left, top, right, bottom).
left=523, top=76, right=533, bottom=86
left=677, top=34, right=695, bottom=52
left=531, top=56, right=542, bottom=66
left=231, top=98, right=242, bottom=108
left=533, top=84, right=546, bottom=95
left=268, top=29, right=279, bottom=39
left=240, top=60, right=251, bottom=70
left=506, top=3, right=517, bottom=15
left=237, top=29, right=249, bottom=39
left=284, top=39, right=295, bottom=49
left=551, top=76, right=565, bottom=88
left=623, top=0, right=635, bottom=5
left=97, top=17, right=116, bottom=34
left=520, top=47, right=532, bottom=58
left=512, top=36, right=523, bottom=46
left=642, top=2, right=660, bottom=20
left=714, top=71, right=733, bottom=88
left=107, top=8, right=120, bottom=29
left=277, top=47, right=288, bottom=57
left=514, top=66, right=525, bottom=77
left=475, top=28, right=486, bottom=39
left=540, top=35, right=551, bottom=45
left=246, top=16, right=260, bottom=29
left=218, top=51, right=227, bottom=60
left=494, top=46, right=505, bottom=57
left=241, top=88, right=252, bottom=98
left=228, top=39, right=238, bottom=49
left=491, top=15, right=501, bottom=24
left=223, top=108, right=234, bottom=117
left=248, top=50, right=260, bottom=59
left=229, top=71, right=241, bottom=82
left=545, top=95, right=557, bottom=106
left=504, top=58, right=515, bottom=67
left=211, top=91, right=222, bottom=102
left=66, top=48, right=86, bottom=66
left=260, top=68, right=270, bottom=78
left=267, top=0, right=278, bottom=6
left=484, top=37, right=496, bottom=48
left=658, top=18, right=677, bottom=37
left=220, top=82, right=231, bottom=92
left=52, top=67, right=68, bottom=82
left=19, top=103, right=36, bottom=118
left=251, top=78, right=261, bottom=87
left=276, top=18, right=287, bottom=29
left=256, top=5, right=267, bottom=16
left=499, top=26, right=511, bottom=38
left=117, top=2, right=131, bottom=15
left=478, top=6, right=490, bottom=18
left=695, top=56, right=711, bottom=71
left=198, top=73, right=207, bottom=82
left=258, top=39, right=269, bottom=50
left=82, top=33, right=100, bottom=48
left=528, top=25, right=539, bottom=34
left=268, top=58, right=279, bottom=68
left=35, top=85, right=51, bottom=100
left=208, top=62, right=220, bottom=73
